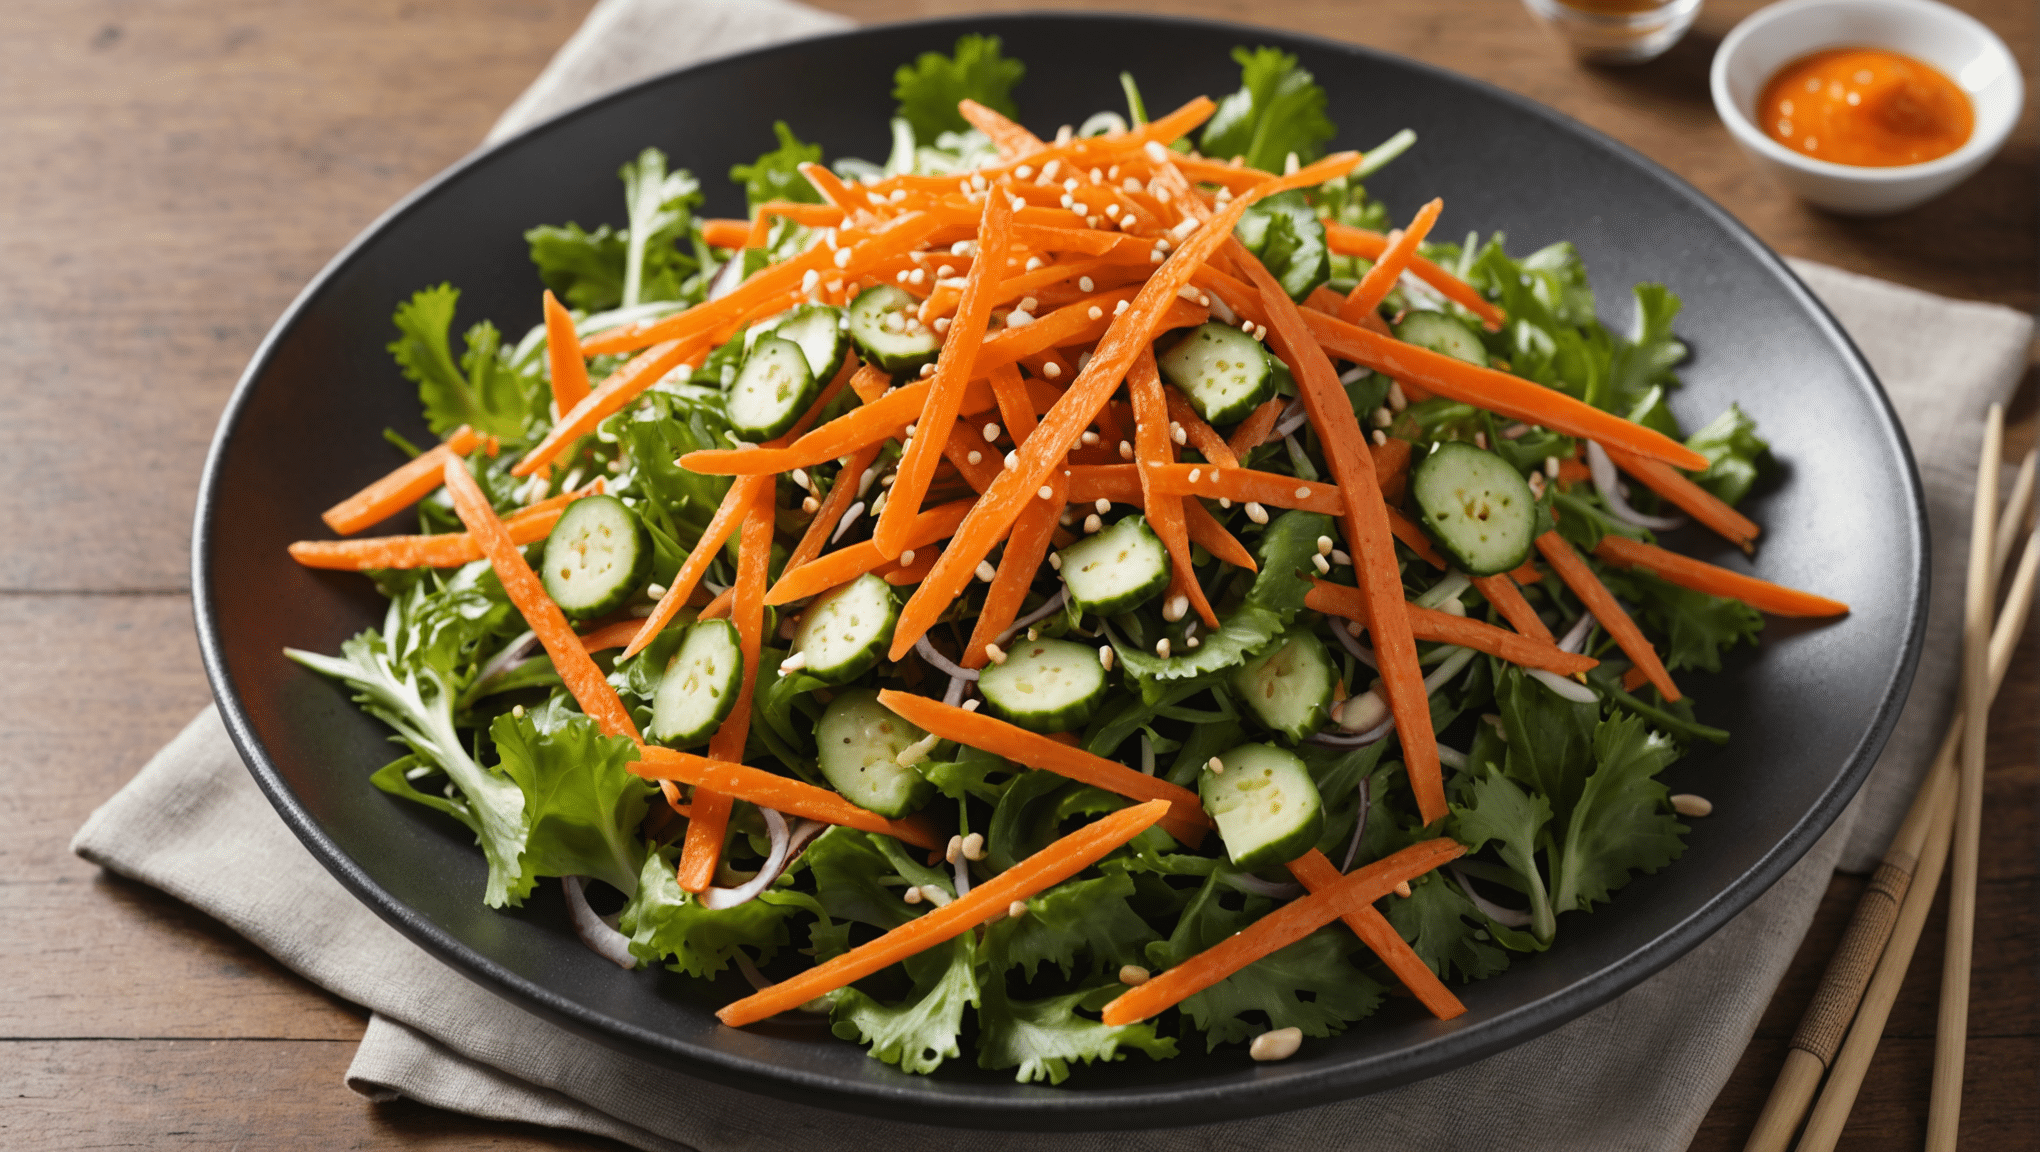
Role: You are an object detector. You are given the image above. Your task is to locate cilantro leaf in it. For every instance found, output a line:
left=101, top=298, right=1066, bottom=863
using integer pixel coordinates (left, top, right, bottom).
left=619, top=148, right=703, bottom=310
left=619, top=848, right=800, bottom=977
left=1451, top=764, right=1556, bottom=942
left=892, top=35, right=1025, bottom=142
left=1603, top=283, right=1687, bottom=416
left=1234, top=190, right=1331, bottom=302
left=388, top=285, right=549, bottom=441
left=830, top=935, right=980, bottom=1075
left=1550, top=715, right=1686, bottom=914
left=975, top=982, right=1176, bottom=1085
left=489, top=707, right=653, bottom=896
left=1000, top=871, right=1159, bottom=983
left=1600, top=565, right=1764, bottom=674
left=916, top=744, right=1020, bottom=803
left=1494, top=665, right=1598, bottom=825
left=1685, top=404, right=1770, bottom=506
left=1381, top=870, right=1512, bottom=983
left=730, top=121, right=823, bottom=209
left=1199, top=47, right=1336, bottom=174
left=525, top=222, right=628, bottom=314
left=804, top=826, right=922, bottom=930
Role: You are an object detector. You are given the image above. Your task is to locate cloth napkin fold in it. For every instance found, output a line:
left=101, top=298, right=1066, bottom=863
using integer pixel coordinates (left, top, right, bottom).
left=72, top=1, right=2034, bottom=1147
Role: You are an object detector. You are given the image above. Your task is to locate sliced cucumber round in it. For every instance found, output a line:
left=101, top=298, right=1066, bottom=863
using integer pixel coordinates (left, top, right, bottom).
left=1202, top=743, right=1326, bottom=870
left=1231, top=631, right=1336, bottom=743
left=726, top=334, right=818, bottom=442
left=791, top=573, right=898, bottom=685
left=751, top=303, right=848, bottom=380
left=1396, top=310, right=1488, bottom=366
left=847, top=284, right=941, bottom=375
left=978, top=638, right=1109, bottom=733
left=1157, top=321, right=1274, bottom=426
left=815, top=689, right=934, bottom=818
left=1057, top=515, right=1171, bottom=617
left=540, top=494, right=650, bottom=619
left=649, top=619, right=744, bottom=748
left=1411, top=441, right=1538, bottom=576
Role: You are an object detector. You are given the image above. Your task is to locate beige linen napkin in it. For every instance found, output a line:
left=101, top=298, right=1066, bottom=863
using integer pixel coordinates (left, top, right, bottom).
left=72, top=1, right=2034, bottom=1147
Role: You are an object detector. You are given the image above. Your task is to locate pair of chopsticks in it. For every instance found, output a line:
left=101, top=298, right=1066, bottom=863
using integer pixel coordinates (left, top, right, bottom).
left=1746, top=404, right=2038, bottom=1152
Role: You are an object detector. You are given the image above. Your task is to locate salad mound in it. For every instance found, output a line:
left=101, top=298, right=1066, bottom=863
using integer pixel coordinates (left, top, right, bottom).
left=285, top=37, right=1848, bottom=1082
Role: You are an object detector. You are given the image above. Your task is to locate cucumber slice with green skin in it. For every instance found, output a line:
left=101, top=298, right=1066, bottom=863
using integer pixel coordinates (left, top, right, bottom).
left=791, top=573, right=898, bottom=685
left=1231, top=631, right=1336, bottom=742
left=726, top=334, right=817, bottom=441
left=1201, top=743, right=1326, bottom=870
left=1395, top=311, right=1488, bottom=366
left=1057, top=515, right=1172, bottom=617
left=815, top=689, right=934, bottom=818
left=977, top=638, right=1109, bottom=733
left=539, top=495, right=651, bottom=619
left=750, top=304, right=848, bottom=379
left=1411, top=441, right=1538, bottom=576
left=648, top=619, right=744, bottom=748
left=1157, top=322, right=1274, bottom=426
left=847, top=284, right=941, bottom=374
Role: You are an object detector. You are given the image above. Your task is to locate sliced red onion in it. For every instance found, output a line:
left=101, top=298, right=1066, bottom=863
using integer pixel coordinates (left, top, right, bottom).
left=707, top=253, right=748, bottom=302
left=733, top=951, right=775, bottom=992
left=471, top=630, right=539, bottom=693
left=1556, top=612, right=1596, bottom=655
left=1529, top=667, right=1599, bottom=704
left=701, top=809, right=793, bottom=910
left=941, top=674, right=970, bottom=708
left=1328, top=619, right=1380, bottom=669
left=1586, top=441, right=1686, bottom=531
left=914, top=634, right=978, bottom=681
left=562, top=876, right=636, bottom=969
left=1000, top=587, right=1070, bottom=642
left=1341, top=781, right=1371, bottom=872
left=1450, top=864, right=1533, bottom=929
left=1222, top=872, right=1305, bottom=900
left=1307, top=719, right=1393, bottom=748
left=1272, top=400, right=1311, bottom=440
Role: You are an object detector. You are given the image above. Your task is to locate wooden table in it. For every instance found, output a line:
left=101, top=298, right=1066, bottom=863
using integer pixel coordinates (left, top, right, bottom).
left=1, top=1, right=2030, bottom=1146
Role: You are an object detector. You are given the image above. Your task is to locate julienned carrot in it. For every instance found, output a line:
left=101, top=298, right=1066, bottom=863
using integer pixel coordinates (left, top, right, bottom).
left=1054, top=465, right=1257, bottom=571
left=1143, top=463, right=1345, bottom=516
left=764, top=499, right=976, bottom=606
left=1304, top=580, right=1595, bottom=675
left=681, top=373, right=959, bottom=476
left=290, top=480, right=602, bottom=570
left=1300, top=310, right=1710, bottom=473
left=964, top=467, right=1066, bottom=669
left=1343, top=198, right=1442, bottom=323
left=1623, top=666, right=1651, bottom=693
left=677, top=485, right=774, bottom=893
left=1161, top=387, right=1240, bottom=469
left=877, top=690, right=1211, bottom=845
left=1228, top=397, right=1287, bottom=459
left=542, top=290, right=591, bottom=414
left=718, top=798, right=1171, bottom=1027
left=1183, top=499, right=1257, bottom=571
left=632, top=748, right=942, bottom=850
left=321, top=425, right=482, bottom=535
left=888, top=152, right=1363, bottom=662
left=1170, top=153, right=1275, bottom=192
left=441, top=460, right=641, bottom=743
left=1385, top=506, right=1447, bottom=569
left=1471, top=573, right=1555, bottom=644
left=1322, top=220, right=1506, bottom=331
left=513, top=334, right=708, bottom=477
left=1102, top=838, right=1465, bottom=1026
left=874, top=187, right=1014, bottom=559
left=744, top=200, right=848, bottom=248
left=1372, top=436, right=1413, bottom=507
left=1508, top=559, right=1542, bottom=584
left=1594, top=536, right=1847, bottom=617
left=1535, top=530, right=1680, bottom=701
left=698, top=588, right=734, bottom=620
left=796, top=161, right=861, bottom=214
left=787, top=442, right=883, bottom=573
left=624, top=473, right=769, bottom=659
left=1129, top=347, right=1218, bottom=627
left=578, top=617, right=646, bottom=653
left=1285, top=848, right=1465, bottom=1020
left=1239, top=240, right=1447, bottom=828
left=988, top=362, right=1038, bottom=443
left=938, top=420, right=1002, bottom=493
left=699, top=219, right=752, bottom=248
left=881, top=549, right=939, bottom=585
left=969, top=286, right=1140, bottom=375
left=1601, top=443, right=1762, bottom=547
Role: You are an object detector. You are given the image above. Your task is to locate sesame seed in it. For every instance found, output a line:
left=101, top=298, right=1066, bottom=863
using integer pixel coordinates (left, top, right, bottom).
left=1043, top=362, right=1061, bottom=378
left=1670, top=794, right=1714, bottom=818
left=961, top=832, right=986, bottom=860
left=1245, top=501, right=1268, bottom=524
left=1188, top=467, right=1202, bottom=483
left=1089, top=167, right=1102, bottom=184
left=1016, top=165, right=1034, bottom=179
left=1163, top=595, right=1188, bottom=622
left=1006, top=309, right=1034, bottom=327
left=1024, top=256, right=1043, bottom=271
left=1318, top=536, right=1334, bottom=555
left=966, top=450, right=982, bottom=465
left=1008, top=899, right=1028, bottom=919
left=1171, top=423, right=1187, bottom=446
left=833, top=247, right=853, bottom=268
left=1143, top=140, right=1168, bottom=162
left=1250, top=1028, right=1302, bottom=1062
left=1114, top=299, right=1129, bottom=315
left=1332, top=550, right=1350, bottom=566
left=1544, top=456, right=1561, bottom=478
left=1038, top=485, right=1054, bottom=499
left=1219, top=498, right=1231, bottom=508
left=512, top=704, right=526, bottom=718
left=1207, top=756, right=1224, bottom=773
left=1004, top=451, right=1019, bottom=469
left=1155, top=637, right=1171, bottom=657
left=899, top=549, right=916, bottom=565
left=1048, top=552, right=1062, bottom=570
left=934, top=317, right=951, bottom=332
left=1094, top=497, right=1111, bottom=514
left=1372, top=429, right=1388, bottom=446
left=1295, top=486, right=1312, bottom=500
left=1119, top=965, right=1151, bottom=986
left=945, top=835, right=963, bottom=864
left=1078, top=276, right=1095, bottom=292
left=801, top=495, right=819, bottom=513
left=1118, top=440, right=1134, bottom=460
left=801, top=269, right=820, bottom=293
left=903, top=886, right=923, bottom=904
left=1373, top=407, right=1394, bottom=428
left=983, top=422, right=1001, bottom=442
left=1387, top=382, right=1408, bottom=411
left=1475, top=432, right=1489, bottom=450
left=1098, top=644, right=1114, bottom=670
left=1312, top=553, right=1331, bottom=574
left=985, top=642, right=1008, bottom=664
left=1087, top=305, right=1104, bottom=321
left=1080, top=430, right=1099, bottom=446
left=1083, top=513, right=1102, bottom=533
left=1394, top=880, right=1413, bottom=899
left=976, top=561, right=997, bottom=582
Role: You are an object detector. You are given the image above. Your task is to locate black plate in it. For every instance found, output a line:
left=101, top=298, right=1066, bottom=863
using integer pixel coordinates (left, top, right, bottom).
left=194, top=12, right=1926, bottom=1130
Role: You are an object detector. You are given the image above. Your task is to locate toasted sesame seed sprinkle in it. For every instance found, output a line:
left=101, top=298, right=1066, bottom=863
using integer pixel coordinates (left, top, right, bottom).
left=985, top=642, right=1008, bottom=664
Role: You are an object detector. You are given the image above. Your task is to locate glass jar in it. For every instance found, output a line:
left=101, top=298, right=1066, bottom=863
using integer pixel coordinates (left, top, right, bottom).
left=1521, top=0, right=1703, bottom=65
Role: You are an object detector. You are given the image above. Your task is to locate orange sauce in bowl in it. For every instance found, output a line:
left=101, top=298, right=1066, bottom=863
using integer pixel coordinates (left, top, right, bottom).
left=1758, top=47, right=1973, bottom=167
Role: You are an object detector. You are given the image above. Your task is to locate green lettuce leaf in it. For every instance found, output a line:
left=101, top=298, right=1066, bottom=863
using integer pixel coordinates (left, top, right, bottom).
left=830, top=935, right=980, bottom=1075
left=1600, top=566, right=1764, bottom=674
left=892, top=34, right=1025, bottom=142
left=1451, top=764, right=1555, bottom=942
left=489, top=707, right=652, bottom=896
left=804, top=826, right=922, bottom=930
left=1550, top=714, right=1686, bottom=914
left=730, top=121, right=823, bottom=209
left=1234, top=190, right=1331, bottom=302
left=525, top=222, right=628, bottom=314
left=1684, top=404, right=1770, bottom=506
left=618, top=148, right=703, bottom=310
left=619, top=848, right=800, bottom=977
left=975, top=978, right=1176, bottom=1084
left=1494, top=665, right=1599, bottom=826
left=1602, top=283, right=1686, bottom=416
left=999, top=870, right=1159, bottom=983
left=1199, top=47, right=1336, bottom=173
left=388, top=284, right=549, bottom=441
left=1381, top=869, right=1511, bottom=983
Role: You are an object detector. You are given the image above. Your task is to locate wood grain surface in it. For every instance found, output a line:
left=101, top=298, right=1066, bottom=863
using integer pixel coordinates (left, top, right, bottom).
left=0, top=0, right=2030, bottom=1148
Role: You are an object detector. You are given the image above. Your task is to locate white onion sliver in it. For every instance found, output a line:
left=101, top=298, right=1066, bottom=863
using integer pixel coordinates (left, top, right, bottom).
left=1586, top=441, right=1686, bottom=531
left=1556, top=612, right=1596, bottom=655
left=1436, top=744, right=1469, bottom=770
left=941, top=674, right=969, bottom=708
left=562, top=877, right=636, bottom=969
left=701, top=809, right=793, bottom=910
left=1528, top=667, right=1599, bottom=704
left=1450, top=865, right=1533, bottom=929
left=914, top=634, right=978, bottom=681
left=1342, top=781, right=1371, bottom=872
left=707, top=254, right=747, bottom=302
left=1422, top=646, right=1479, bottom=694
left=472, top=630, right=540, bottom=694
left=951, top=854, right=973, bottom=897
left=1222, top=872, right=1305, bottom=900
left=998, top=587, right=1070, bottom=644
left=1272, top=400, right=1311, bottom=440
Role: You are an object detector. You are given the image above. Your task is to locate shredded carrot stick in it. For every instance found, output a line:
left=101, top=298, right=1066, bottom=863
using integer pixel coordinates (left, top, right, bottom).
left=1065, top=464, right=1141, bottom=504
left=1227, top=397, right=1287, bottom=459
left=441, top=460, right=641, bottom=743
left=513, top=334, right=710, bottom=478
left=938, top=421, right=1003, bottom=492
left=888, top=152, right=1363, bottom=662
left=1305, top=580, right=1595, bottom=674
left=1508, top=559, right=1542, bottom=584
left=681, top=374, right=973, bottom=476
left=1623, top=666, right=1651, bottom=693
left=880, top=549, right=939, bottom=585
left=1536, top=530, right=1680, bottom=700
left=700, top=219, right=753, bottom=249
left=970, top=286, right=1140, bottom=375
left=1323, top=220, right=1505, bottom=331
left=1601, top=443, right=1762, bottom=548
left=634, top=748, right=941, bottom=850
left=1343, top=199, right=1442, bottom=323
left=1471, top=573, right=1555, bottom=644
left=873, top=189, right=1014, bottom=559
left=1372, top=436, right=1413, bottom=507
left=541, top=290, right=592, bottom=414
left=1285, top=848, right=1465, bottom=1020
left=1143, top=463, right=1345, bottom=516
left=1239, top=240, right=1447, bottom=827
left=718, top=798, right=1170, bottom=1027
left=1594, top=536, right=1847, bottom=617
left=697, top=587, right=734, bottom=620
left=987, top=362, right=1037, bottom=443
left=1161, top=387, right=1240, bottom=469
left=1183, top=499, right=1257, bottom=571
left=624, top=474, right=769, bottom=659
left=765, top=499, right=976, bottom=606
left=1384, top=506, right=1448, bottom=569
left=1101, top=838, right=1465, bottom=1026
left=291, top=480, right=601, bottom=569
left=321, top=426, right=482, bottom=535
left=1301, top=310, right=1708, bottom=472
left=786, top=443, right=883, bottom=574
left=796, top=161, right=862, bottom=213
left=1129, top=347, right=1218, bottom=627
left=963, top=467, right=1065, bottom=669
left=743, top=200, right=848, bottom=248
left=1169, top=153, right=1275, bottom=192
left=578, top=617, right=648, bottom=654
left=877, top=690, right=1211, bottom=844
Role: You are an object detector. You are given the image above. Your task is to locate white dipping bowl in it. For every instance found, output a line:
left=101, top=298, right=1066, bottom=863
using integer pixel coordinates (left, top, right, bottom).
left=1710, top=0, right=2021, bottom=215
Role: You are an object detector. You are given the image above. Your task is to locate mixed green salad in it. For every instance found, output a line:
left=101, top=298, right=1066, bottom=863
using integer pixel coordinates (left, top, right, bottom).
left=285, top=37, right=1845, bottom=1082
